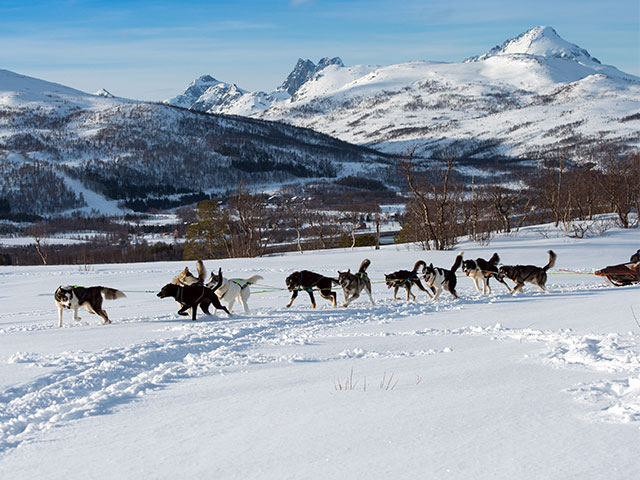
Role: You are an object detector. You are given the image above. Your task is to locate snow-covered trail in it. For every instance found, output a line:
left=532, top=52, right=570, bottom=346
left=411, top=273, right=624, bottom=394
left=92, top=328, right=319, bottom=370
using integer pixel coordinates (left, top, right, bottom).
left=0, top=225, right=639, bottom=478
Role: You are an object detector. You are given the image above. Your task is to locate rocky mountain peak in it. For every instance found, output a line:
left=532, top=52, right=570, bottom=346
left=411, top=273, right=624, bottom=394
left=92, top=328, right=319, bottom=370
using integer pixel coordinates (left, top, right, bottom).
left=466, top=26, right=601, bottom=64
left=279, top=57, right=344, bottom=96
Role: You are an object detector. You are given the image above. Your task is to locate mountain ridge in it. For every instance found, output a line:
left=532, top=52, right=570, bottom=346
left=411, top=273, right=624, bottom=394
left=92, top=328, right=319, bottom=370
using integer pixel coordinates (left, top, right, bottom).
left=164, top=26, right=639, bottom=160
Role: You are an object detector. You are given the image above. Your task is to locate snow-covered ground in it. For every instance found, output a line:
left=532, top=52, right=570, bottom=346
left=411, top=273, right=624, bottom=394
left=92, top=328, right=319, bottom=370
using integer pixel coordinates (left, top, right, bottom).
left=0, top=224, right=639, bottom=479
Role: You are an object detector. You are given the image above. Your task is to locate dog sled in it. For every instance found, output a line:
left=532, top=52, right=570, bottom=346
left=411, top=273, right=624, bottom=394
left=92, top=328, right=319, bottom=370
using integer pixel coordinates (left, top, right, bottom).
left=594, top=262, right=640, bottom=287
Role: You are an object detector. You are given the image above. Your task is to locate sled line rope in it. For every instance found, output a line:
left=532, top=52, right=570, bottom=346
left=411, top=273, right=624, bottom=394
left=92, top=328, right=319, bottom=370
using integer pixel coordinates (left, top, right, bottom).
left=551, top=269, right=595, bottom=275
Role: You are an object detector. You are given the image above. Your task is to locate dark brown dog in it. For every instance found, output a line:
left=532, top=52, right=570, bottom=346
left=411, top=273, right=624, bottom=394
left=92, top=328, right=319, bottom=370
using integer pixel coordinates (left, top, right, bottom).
left=285, top=270, right=339, bottom=308
left=384, top=260, right=434, bottom=301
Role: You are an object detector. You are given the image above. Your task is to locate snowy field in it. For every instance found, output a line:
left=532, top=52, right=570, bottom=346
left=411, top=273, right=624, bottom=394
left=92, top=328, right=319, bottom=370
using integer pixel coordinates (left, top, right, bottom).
left=0, top=224, right=639, bottom=479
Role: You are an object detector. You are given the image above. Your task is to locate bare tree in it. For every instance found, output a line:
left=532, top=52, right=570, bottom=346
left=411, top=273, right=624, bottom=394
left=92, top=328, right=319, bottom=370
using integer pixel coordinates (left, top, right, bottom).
left=399, top=147, right=461, bottom=250
left=227, top=184, right=282, bottom=257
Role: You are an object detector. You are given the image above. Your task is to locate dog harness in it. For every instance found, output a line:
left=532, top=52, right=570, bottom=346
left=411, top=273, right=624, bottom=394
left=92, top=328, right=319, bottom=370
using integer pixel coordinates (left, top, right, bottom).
left=232, top=279, right=250, bottom=290
left=72, top=285, right=88, bottom=300
left=176, top=285, right=206, bottom=306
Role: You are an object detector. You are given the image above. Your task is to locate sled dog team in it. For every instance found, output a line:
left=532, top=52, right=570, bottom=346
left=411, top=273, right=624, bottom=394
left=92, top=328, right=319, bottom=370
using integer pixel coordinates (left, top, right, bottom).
left=55, top=251, right=557, bottom=327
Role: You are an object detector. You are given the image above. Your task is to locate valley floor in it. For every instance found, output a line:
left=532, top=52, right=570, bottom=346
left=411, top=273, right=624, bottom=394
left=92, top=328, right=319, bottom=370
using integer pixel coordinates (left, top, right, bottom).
left=0, top=224, right=639, bottom=479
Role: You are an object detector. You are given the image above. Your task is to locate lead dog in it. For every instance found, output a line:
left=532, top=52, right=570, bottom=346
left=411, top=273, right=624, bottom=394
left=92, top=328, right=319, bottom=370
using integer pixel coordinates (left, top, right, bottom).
left=157, top=268, right=230, bottom=320
left=172, top=260, right=207, bottom=315
left=285, top=270, right=339, bottom=308
left=338, top=259, right=374, bottom=307
left=462, top=252, right=512, bottom=295
left=385, top=260, right=434, bottom=301
left=421, top=253, right=463, bottom=301
left=55, top=285, right=126, bottom=327
left=498, top=250, right=557, bottom=294
left=206, top=271, right=263, bottom=312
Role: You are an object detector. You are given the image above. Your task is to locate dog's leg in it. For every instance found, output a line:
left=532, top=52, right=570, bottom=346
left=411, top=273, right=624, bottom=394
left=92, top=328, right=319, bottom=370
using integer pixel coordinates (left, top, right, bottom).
left=239, top=291, right=249, bottom=313
left=177, top=305, right=190, bottom=316
left=286, top=290, right=299, bottom=308
left=393, top=286, right=399, bottom=300
left=511, top=282, right=524, bottom=294
left=96, top=309, right=111, bottom=324
left=406, top=286, right=416, bottom=302
left=366, top=286, right=375, bottom=305
left=473, top=277, right=482, bottom=293
left=343, top=291, right=359, bottom=307
left=200, top=300, right=212, bottom=316
left=72, top=305, right=81, bottom=321
left=414, top=280, right=434, bottom=299
left=57, top=305, right=64, bottom=328
left=306, top=290, right=317, bottom=308
left=494, top=276, right=512, bottom=294
left=191, top=305, right=198, bottom=321
left=319, top=289, right=335, bottom=307
left=432, top=286, right=441, bottom=302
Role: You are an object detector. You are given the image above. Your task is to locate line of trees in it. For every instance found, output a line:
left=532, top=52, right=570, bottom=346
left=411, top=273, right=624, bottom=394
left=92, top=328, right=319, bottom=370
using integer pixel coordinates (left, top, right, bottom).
left=3, top=147, right=637, bottom=265
left=398, top=147, right=639, bottom=249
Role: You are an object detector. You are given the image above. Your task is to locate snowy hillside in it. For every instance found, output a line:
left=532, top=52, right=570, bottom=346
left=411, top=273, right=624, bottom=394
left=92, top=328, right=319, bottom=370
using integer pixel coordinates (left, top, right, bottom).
left=0, top=225, right=639, bottom=478
left=167, top=26, right=640, bottom=160
left=0, top=70, right=391, bottom=215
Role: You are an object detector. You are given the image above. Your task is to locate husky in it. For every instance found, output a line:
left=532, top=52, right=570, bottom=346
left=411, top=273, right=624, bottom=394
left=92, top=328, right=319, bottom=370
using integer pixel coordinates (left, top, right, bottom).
left=462, top=252, right=512, bottom=295
left=421, top=253, right=463, bottom=301
left=54, top=285, right=126, bottom=327
left=157, top=268, right=230, bottom=320
left=206, top=271, right=263, bottom=313
left=285, top=270, right=339, bottom=308
left=171, top=260, right=207, bottom=315
left=498, top=250, right=557, bottom=294
left=338, top=259, right=374, bottom=307
left=172, top=260, right=206, bottom=286
left=384, top=260, right=434, bottom=302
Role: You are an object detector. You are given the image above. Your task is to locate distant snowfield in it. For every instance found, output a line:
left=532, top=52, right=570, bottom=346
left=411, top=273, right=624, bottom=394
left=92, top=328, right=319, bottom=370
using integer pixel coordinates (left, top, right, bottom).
left=0, top=224, right=639, bottom=479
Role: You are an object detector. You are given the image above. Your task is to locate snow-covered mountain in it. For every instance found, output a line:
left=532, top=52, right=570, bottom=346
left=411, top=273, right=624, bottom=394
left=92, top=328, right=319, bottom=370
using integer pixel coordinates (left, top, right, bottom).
left=167, top=26, right=640, bottom=160
left=0, top=69, right=390, bottom=215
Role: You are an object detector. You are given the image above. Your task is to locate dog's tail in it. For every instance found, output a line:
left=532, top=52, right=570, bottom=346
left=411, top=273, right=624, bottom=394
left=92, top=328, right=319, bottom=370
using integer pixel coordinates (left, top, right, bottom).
left=245, top=275, right=263, bottom=285
left=451, top=252, right=464, bottom=273
left=101, top=288, right=126, bottom=300
left=488, top=252, right=500, bottom=265
left=196, top=260, right=207, bottom=283
left=543, top=250, right=557, bottom=272
left=358, top=259, right=371, bottom=273
left=412, top=260, right=426, bottom=273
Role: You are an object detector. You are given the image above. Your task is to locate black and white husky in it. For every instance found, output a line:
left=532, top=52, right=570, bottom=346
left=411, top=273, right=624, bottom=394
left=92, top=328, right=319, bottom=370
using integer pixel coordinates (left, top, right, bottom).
left=337, top=259, right=374, bottom=307
left=206, top=271, right=263, bottom=313
left=498, top=250, right=557, bottom=294
left=461, top=252, right=512, bottom=295
left=421, top=253, right=463, bottom=301
left=54, top=285, right=126, bottom=327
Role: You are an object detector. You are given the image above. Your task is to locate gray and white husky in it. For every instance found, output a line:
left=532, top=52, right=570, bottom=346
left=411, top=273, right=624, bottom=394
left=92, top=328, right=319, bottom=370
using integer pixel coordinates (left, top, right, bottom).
left=206, top=270, right=263, bottom=313
left=54, top=285, right=126, bottom=327
left=337, top=259, right=374, bottom=307
left=498, top=250, right=557, bottom=294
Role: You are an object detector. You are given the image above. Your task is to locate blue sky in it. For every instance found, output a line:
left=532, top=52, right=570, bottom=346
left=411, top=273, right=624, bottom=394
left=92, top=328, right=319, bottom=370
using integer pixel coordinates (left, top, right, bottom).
left=1, top=0, right=638, bottom=100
